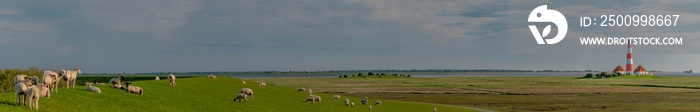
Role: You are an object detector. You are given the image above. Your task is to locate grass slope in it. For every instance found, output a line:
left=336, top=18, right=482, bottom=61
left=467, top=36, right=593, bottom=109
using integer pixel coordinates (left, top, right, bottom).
left=0, top=77, right=476, bottom=112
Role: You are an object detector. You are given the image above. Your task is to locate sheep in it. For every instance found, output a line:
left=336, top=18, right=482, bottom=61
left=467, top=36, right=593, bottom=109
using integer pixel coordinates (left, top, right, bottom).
left=333, top=95, right=341, bottom=100
left=305, top=95, right=322, bottom=104
left=207, top=75, right=217, bottom=79
left=25, top=85, right=42, bottom=110
left=124, top=82, right=143, bottom=95
left=86, top=83, right=101, bottom=93
left=41, top=71, right=60, bottom=93
left=168, top=74, right=176, bottom=88
left=15, top=81, right=30, bottom=106
left=109, top=78, right=121, bottom=85
left=60, top=68, right=81, bottom=89
left=433, top=108, right=437, bottom=112
left=36, top=84, right=50, bottom=99
left=241, top=80, right=246, bottom=84
left=297, top=88, right=306, bottom=92
left=374, top=101, right=381, bottom=106
left=234, top=93, right=248, bottom=104
left=239, top=88, right=254, bottom=99
left=155, top=76, right=160, bottom=80
left=361, top=97, right=369, bottom=105
left=351, top=102, right=355, bottom=107
left=344, top=98, right=350, bottom=106
left=29, top=76, right=40, bottom=85
left=369, top=105, right=372, bottom=110
left=111, top=84, right=124, bottom=89
left=14, top=74, right=27, bottom=85
left=308, top=89, right=313, bottom=95
left=259, top=82, right=266, bottom=88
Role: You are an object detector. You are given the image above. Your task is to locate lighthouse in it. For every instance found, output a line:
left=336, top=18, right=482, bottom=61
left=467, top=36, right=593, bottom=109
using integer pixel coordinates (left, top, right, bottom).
left=626, top=39, right=633, bottom=75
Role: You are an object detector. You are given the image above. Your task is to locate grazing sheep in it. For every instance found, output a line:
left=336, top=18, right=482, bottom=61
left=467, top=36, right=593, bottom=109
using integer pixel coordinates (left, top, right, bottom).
left=433, top=108, right=437, bottom=112
left=369, top=105, right=372, bottom=110
left=41, top=71, right=60, bottom=93
left=361, top=97, right=368, bottom=105
left=297, top=88, right=306, bottom=92
left=124, top=82, right=143, bottom=95
left=155, top=76, right=160, bottom=80
left=207, top=75, right=217, bottom=79
left=239, top=88, right=254, bottom=99
left=25, top=85, right=41, bottom=110
left=344, top=98, right=350, bottom=106
left=86, top=83, right=101, bottom=93
left=14, top=74, right=27, bottom=85
left=60, top=68, right=81, bottom=89
left=351, top=102, right=355, bottom=107
left=15, top=81, right=30, bottom=106
left=258, top=82, right=266, bottom=88
left=234, top=93, right=248, bottom=104
left=305, top=95, right=322, bottom=104
left=168, top=74, right=176, bottom=88
left=374, top=101, right=382, bottom=106
left=29, top=76, right=40, bottom=85
left=333, top=95, right=341, bottom=100
left=241, top=80, right=246, bottom=84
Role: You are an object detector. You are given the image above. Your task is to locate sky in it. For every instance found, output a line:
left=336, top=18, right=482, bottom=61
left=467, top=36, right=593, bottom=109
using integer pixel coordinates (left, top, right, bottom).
left=0, top=0, right=699, bottom=73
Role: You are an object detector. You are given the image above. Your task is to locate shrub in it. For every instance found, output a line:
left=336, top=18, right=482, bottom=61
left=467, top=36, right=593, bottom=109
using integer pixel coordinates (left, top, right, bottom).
left=583, top=73, right=593, bottom=78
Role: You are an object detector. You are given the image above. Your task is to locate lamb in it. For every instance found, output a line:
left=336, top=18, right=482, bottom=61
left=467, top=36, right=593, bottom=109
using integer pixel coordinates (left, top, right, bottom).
left=155, top=76, right=160, bottom=80
left=259, top=82, right=266, bottom=88
left=111, top=84, right=124, bottom=89
left=60, top=68, right=81, bottom=89
left=305, top=95, right=322, bottom=104
left=15, top=81, right=30, bottom=106
left=207, top=75, right=217, bottom=79
left=374, top=101, right=381, bottom=106
left=168, top=74, right=176, bottom=88
left=14, top=74, right=27, bottom=85
left=361, top=97, right=368, bottom=105
left=333, top=95, right=341, bottom=100
left=86, top=83, right=101, bottom=93
left=241, top=80, right=246, bottom=84
left=344, top=98, right=350, bottom=106
left=124, top=82, right=143, bottom=95
left=25, top=85, right=42, bottom=110
left=234, top=93, right=248, bottom=104
left=297, top=88, right=306, bottom=92
left=29, top=76, right=40, bottom=85
left=239, top=88, right=254, bottom=99
left=41, top=71, right=60, bottom=93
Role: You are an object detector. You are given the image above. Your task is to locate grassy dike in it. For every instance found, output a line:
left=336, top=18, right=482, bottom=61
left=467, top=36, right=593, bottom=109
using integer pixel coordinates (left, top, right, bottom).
left=0, top=76, right=480, bottom=112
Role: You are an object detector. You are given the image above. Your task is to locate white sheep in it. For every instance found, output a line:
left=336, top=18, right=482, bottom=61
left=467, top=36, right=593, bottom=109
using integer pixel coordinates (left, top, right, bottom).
left=15, top=81, right=30, bottom=106
left=361, top=97, right=369, bottom=105
left=344, top=98, right=350, bottom=106
left=124, top=82, right=143, bottom=95
left=36, top=84, right=50, bottom=99
left=369, top=105, right=372, bottom=110
left=155, top=76, right=160, bottom=80
left=60, top=68, right=81, bottom=89
left=234, top=93, right=248, bottom=104
left=374, top=101, right=381, bottom=106
left=239, top=88, right=254, bottom=99
left=14, top=74, right=27, bottom=85
left=297, top=88, right=306, bottom=92
left=259, top=82, right=266, bottom=88
left=351, top=102, right=355, bottom=107
left=168, top=74, right=176, bottom=88
left=306, top=95, right=322, bottom=104
left=86, top=83, right=101, bottom=93
left=241, top=80, right=246, bottom=84
left=41, top=71, right=60, bottom=93
left=29, top=76, right=40, bottom=85
left=333, top=95, right=341, bottom=100
left=25, top=85, right=41, bottom=110
left=308, top=89, right=313, bottom=95
left=433, top=108, right=437, bottom=112
left=109, top=78, right=121, bottom=85
left=207, top=75, right=217, bottom=79
left=111, top=84, right=124, bottom=89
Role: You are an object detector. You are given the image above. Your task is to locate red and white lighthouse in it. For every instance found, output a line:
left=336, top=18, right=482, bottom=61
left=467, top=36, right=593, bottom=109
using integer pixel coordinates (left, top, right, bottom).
left=626, top=39, right=633, bottom=74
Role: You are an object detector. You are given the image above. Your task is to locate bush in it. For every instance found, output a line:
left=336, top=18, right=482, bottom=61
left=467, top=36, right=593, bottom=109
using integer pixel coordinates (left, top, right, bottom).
left=357, top=73, right=363, bottom=77
left=343, top=75, right=348, bottom=78
left=407, top=75, right=411, bottom=78
left=583, top=73, right=593, bottom=78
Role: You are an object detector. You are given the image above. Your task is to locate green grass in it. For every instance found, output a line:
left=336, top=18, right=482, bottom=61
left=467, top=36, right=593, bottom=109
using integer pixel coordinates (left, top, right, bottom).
left=0, top=76, right=478, bottom=112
